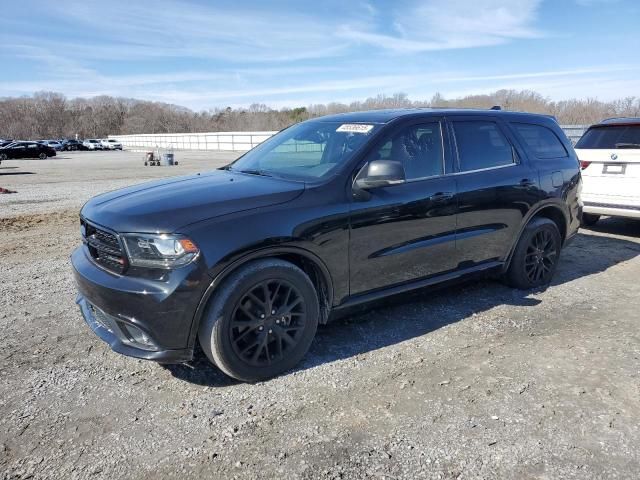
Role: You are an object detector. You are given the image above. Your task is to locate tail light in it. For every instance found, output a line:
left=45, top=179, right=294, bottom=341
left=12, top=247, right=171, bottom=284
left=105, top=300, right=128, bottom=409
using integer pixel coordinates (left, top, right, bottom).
left=579, top=160, right=591, bottom=170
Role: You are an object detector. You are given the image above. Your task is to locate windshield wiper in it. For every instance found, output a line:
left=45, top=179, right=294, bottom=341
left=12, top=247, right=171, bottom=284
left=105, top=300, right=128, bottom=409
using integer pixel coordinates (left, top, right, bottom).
left=615, top=143, right=640, bottom=149
left=236, top=169, right=273, bottom=177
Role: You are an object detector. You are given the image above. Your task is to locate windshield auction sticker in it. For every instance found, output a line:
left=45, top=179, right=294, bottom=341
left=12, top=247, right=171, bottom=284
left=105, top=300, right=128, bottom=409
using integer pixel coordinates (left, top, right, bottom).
left=336, top=124, right=374, bottom=134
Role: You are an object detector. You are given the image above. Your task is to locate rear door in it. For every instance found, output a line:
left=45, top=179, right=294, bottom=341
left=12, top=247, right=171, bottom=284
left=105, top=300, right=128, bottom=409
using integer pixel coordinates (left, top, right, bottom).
left=575, top=124, right=640, bottom=209
left=448, top=116, right=538, bottom=265
left=26, top=143, right=41, bottom=158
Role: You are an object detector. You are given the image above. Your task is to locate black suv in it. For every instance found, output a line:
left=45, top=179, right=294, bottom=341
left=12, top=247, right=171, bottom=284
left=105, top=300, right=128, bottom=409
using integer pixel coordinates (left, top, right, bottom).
left=72, top=109, right=581, bottom=382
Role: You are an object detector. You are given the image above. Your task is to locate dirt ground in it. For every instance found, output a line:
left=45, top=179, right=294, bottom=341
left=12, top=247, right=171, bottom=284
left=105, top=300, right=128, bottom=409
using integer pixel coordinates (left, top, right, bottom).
left=1, top=151, right=639, bottom=479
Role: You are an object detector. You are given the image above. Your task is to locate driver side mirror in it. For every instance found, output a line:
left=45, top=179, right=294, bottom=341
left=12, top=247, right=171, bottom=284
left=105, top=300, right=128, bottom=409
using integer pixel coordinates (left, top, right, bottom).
left=354, top=160, right=406, bottom=190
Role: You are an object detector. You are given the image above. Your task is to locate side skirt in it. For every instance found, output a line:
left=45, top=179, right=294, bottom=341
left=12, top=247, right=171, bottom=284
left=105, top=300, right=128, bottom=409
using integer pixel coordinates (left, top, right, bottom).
left=334, top=261, right=504, bottom=311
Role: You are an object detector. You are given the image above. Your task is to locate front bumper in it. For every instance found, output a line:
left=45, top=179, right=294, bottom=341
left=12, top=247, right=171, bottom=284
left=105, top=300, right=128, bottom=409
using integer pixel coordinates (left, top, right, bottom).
left=72, top=245, right=209, bottom=363
left=76, top=295, right=193, bottom=362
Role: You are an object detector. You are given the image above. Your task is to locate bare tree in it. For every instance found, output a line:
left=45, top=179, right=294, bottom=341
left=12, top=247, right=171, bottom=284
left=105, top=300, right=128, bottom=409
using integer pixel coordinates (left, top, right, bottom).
left=1, top=90, right=638, bottom=140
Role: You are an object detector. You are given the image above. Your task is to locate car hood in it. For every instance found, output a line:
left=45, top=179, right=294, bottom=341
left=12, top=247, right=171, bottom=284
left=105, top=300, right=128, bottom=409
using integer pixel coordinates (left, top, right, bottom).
left=81, top=170, right=305, bottom=233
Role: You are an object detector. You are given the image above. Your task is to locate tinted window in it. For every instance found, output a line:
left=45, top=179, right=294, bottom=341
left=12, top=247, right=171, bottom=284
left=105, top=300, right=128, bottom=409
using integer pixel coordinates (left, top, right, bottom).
left=453, top=121, right=514, bottom=171
left=230, top=121, right=381, bottom=180
left=576, top=125, right=640, bottom=149
left=366, top=122, right=444, bottom=180
left=512, top=123, right=567, bottom=158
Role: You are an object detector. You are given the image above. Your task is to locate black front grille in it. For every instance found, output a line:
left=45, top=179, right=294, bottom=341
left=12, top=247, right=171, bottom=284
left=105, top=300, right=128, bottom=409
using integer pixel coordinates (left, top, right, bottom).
left=81, top=219, right=126, bottom=274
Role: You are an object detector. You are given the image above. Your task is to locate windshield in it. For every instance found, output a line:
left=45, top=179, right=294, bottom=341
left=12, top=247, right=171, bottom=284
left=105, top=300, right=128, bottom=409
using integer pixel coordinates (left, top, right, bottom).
left=229, top=120, right=381, bottom=180
left=576, top=125, right=640, bottom=149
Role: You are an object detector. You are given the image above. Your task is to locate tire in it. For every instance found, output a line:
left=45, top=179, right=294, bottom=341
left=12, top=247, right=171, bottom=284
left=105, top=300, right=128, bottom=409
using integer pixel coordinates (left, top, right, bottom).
left=198, top=258, right=319, bottom=382
left=39, top=152, right=47, bottom=159
left=0, top=153, right=7, bottom=161
left=505, top=217, right=562, bottom=289
left=581, top=213, right=600, bottom=227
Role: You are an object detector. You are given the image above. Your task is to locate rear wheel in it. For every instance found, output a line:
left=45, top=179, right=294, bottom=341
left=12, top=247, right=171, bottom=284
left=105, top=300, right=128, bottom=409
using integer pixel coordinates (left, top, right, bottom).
left=199, top=258, right=319, bottom=382
left=38, top=152, right=47, bottom=159
left=506, top=217, right=562, bottom=289
left=0, top=153, right=7, bottom=161
left=581, top=213, right=600, bottom=227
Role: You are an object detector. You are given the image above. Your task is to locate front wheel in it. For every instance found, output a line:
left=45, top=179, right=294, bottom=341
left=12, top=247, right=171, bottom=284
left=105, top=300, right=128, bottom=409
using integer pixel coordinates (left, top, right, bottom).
left=199, top=259, right=319, bottom=382
left=505, top=217, right=562, bottom=289
left=0, top=153, right=7, bottom=161
left=38, top=152, right=47, bottom=159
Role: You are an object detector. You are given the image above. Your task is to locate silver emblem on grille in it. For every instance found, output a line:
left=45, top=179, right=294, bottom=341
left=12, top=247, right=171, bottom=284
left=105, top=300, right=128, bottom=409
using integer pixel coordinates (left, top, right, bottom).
left=611, top=153, right=618, bottom=160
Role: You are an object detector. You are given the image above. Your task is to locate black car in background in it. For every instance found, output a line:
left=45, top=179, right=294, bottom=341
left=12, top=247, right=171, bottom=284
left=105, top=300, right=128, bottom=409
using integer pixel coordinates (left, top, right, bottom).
left=62, top=139, right=89, bottom=151
left=0, top=141, right=56, bottom=160
left=72, top=108, right=582, bottom=382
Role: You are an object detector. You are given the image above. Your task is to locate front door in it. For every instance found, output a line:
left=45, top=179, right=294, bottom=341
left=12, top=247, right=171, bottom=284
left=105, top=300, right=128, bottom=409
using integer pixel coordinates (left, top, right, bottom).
left=349, top=119, right=458, bottom=295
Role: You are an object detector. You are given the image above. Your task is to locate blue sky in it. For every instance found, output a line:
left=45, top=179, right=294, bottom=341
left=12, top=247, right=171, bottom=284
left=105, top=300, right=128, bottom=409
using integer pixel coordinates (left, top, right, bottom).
left=1, top=0, right=638, bottom=110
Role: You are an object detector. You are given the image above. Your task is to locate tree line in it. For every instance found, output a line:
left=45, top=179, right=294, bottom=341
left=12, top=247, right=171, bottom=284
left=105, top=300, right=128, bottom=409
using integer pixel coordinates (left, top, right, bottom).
left=1, top=90, right=639, bottom=140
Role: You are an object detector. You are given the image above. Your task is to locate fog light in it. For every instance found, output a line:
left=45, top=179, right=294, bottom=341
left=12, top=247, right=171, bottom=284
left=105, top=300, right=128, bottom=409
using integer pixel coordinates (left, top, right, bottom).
left=121, top=323, right=157, bottom=350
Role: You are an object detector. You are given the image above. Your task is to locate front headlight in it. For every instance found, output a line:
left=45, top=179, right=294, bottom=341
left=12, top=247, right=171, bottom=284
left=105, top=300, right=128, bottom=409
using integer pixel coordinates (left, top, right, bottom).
left=122, top=233, right=199, bottom=269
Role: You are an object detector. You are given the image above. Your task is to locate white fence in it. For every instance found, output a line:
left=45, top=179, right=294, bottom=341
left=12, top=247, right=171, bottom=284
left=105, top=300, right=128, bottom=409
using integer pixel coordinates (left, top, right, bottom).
left=109, top=131, right=278, bottom=151
left=109, top=125, right=589, bottom=152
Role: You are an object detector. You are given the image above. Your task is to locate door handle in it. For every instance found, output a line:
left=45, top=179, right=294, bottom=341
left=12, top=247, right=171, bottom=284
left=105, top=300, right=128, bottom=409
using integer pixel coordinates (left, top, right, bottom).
left=429, top=192, right=454, bottom=202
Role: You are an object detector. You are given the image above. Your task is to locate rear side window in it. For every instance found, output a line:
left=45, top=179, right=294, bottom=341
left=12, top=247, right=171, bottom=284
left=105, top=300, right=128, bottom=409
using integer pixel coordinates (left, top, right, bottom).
left=576, top=125, right=640, bottom=149
left=452, top=121, right=514, bottom=172
left=512, top=123, right=568, bottom=158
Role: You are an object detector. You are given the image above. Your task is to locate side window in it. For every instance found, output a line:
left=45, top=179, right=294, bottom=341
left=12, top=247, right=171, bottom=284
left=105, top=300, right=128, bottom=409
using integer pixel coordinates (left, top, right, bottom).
left=452, top=121, right=514, bottom=172
left=366, top=122, right=444, bottom=180
left=512, top=123, right=568, bottom=159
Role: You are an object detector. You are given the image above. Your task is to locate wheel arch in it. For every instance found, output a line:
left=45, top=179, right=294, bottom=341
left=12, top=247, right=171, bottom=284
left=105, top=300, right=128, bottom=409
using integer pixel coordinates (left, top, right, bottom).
left=504, top=202, right=569, bottom=271
left=188, top=246, right=335, bottom=351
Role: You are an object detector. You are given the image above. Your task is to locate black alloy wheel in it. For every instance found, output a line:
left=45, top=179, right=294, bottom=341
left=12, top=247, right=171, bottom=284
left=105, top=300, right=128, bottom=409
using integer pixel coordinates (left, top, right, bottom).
left=524, top=229, right=557, bottom=284
left=199, top=258, right=319, bottom=382
left=505, top=217, right=561, bottom=289
left=230, top=280, right=306, bottom=367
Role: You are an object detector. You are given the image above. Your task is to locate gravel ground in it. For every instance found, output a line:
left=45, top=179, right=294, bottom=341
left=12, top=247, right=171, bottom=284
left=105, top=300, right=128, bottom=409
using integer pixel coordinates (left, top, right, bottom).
left=1, top=151, right=639, bottom=479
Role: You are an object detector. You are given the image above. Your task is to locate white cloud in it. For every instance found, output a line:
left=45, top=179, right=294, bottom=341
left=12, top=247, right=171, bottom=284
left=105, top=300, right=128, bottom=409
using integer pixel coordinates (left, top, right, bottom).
left=339, top=0, right=544, bottom=52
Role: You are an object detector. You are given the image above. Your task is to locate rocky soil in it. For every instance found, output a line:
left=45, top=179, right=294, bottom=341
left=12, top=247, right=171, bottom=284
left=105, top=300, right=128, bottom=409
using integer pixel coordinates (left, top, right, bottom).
left=1, top=152, right=639, bottom=479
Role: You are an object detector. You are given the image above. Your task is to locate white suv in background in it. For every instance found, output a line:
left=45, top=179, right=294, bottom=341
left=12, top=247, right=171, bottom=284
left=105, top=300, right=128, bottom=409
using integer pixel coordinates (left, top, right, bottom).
left=83, top=139, right=103, bottom=150
left=100, top=139, right=123, bottom=150
left=575, top=118, right=640, bottom=226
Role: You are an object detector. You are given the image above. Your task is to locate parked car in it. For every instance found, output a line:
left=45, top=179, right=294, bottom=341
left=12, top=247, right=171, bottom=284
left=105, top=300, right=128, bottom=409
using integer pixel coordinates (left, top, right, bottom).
left=0, top=141, right=56, bottom=160
left=72, top=108, right=581, bottom=382
left=45, top=140, right=63, bottom=151
left=83, top=139, right=103, bottom=150
left=574, top=117, right=640, bottom=225
left=100, top=138, right=123, bottom=150
left=62, top=139, right=89, bottom=151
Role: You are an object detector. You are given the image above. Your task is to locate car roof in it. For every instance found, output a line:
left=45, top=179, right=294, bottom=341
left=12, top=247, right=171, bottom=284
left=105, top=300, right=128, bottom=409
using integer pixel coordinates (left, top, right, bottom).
left=312, top=108, right=556, bottom=124
left=595, top=117, right=640, bottom=127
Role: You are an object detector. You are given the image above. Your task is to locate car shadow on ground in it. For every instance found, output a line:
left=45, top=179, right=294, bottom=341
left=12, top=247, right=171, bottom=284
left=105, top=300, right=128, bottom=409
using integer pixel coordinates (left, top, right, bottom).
left=0, top=171, right=35, bottom=176
left=165, top=221, right=640, bottom=386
